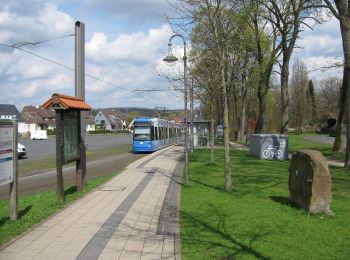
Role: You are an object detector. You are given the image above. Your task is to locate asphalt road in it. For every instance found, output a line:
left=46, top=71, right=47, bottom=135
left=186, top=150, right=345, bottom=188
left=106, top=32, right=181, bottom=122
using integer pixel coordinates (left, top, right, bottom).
left=0, top=133, right=143, bottom=200
left=19, top=134, right=133, bottom=162
left=0, top=152, right=145, bottom=200
left=304, top=135, right=335, bottom=145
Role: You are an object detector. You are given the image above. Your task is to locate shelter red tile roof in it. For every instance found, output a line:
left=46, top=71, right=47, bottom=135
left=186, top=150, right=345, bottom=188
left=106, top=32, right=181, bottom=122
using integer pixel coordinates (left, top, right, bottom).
left=42, top=93, right=91, bottom=111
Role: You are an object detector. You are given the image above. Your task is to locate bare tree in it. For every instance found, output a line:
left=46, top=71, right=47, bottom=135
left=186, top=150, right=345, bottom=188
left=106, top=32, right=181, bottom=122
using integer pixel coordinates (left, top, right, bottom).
left=289, top=59, right=311, bottom=131
left=263, top=0, right=322, bottom=134
left=316, top=76, right=341, bottom=117
left=321, top=0, right=350, bottom=167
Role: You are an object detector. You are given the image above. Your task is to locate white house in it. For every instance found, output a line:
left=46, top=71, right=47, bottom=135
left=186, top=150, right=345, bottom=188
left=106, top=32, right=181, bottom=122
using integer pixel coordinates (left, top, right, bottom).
left=95, top=109, right=125, bottom=131
left=21, top=105, right=55, bottom=135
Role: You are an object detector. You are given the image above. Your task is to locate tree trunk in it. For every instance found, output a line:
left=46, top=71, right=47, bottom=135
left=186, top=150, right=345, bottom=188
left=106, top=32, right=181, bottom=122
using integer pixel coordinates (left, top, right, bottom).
left=342, top=42, right=350, bottom=169
left=337, top=4, right=350, bottom=168
left=221, top=54, right=232, bottom=191
left=211, top=103, right=215, bottom=164
left=280, top=58, right=290, bottom=134
left=332, top=88, right=345, bottom=154
left=240, top=102, right=246, bottom=142
left=255, top=78, right=266, bottom=134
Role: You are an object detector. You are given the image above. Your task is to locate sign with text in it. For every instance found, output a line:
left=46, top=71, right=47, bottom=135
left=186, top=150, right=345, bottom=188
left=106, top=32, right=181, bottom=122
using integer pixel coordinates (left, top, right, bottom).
left=0, top=121, right=13, bottom=186
left=63, top=111, right=79, bottom=164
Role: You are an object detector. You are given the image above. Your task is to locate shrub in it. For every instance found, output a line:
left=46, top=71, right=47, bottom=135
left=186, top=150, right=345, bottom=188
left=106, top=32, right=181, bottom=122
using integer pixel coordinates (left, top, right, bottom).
left=46, top=129, right=56, bottom=136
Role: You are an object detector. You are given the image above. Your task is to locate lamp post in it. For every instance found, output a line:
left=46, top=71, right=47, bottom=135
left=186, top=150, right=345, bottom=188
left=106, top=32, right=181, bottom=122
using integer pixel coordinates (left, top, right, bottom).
left=163, top=34, right=189, bottom=186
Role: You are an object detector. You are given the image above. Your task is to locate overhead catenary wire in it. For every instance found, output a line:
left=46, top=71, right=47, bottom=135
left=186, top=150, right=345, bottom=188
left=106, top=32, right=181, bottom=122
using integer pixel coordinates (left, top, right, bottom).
left=0, top=42, right=181, bottom=109
left=11, top=34, right=76, bottom=48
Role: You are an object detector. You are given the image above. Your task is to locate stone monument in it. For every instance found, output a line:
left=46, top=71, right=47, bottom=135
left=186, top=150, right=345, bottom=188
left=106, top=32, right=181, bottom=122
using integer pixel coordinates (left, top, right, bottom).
left=289, top=150, right=333, bottom=215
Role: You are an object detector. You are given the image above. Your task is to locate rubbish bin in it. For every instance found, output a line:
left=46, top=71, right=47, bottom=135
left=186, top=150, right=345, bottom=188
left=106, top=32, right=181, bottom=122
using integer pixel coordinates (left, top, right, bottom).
left=249, top=134, right=288, bottom=160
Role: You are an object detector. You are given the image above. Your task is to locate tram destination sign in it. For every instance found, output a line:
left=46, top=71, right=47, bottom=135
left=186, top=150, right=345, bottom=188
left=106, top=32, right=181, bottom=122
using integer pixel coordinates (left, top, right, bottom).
left=63, top=111, right=79, bottom=164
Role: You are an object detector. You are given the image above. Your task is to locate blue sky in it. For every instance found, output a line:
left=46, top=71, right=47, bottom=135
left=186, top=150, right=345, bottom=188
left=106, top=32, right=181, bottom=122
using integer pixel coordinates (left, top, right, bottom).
left=0, top=0, right=343, bottom=111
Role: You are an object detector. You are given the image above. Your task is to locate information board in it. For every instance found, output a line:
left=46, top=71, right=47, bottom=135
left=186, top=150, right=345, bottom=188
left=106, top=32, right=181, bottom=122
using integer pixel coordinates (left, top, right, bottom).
left=63, top=111, right=79, bottom=163
left=0, top=121, right=13, bottom=186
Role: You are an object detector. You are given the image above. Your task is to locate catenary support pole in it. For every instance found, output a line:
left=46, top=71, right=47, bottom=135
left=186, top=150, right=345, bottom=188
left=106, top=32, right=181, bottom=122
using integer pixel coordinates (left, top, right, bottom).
left=75, top=21, right=87, bottom=190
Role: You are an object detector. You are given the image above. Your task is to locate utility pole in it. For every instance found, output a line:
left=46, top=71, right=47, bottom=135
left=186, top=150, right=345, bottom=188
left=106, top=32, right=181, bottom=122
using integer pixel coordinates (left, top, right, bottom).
left=75, top=21, right=86, bottom=190
left=163, top=34, right=189, bottom=186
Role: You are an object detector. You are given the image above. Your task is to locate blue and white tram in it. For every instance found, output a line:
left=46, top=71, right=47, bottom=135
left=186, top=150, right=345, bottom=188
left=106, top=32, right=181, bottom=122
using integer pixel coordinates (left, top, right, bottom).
left=132, top=117, right=182, bottom=153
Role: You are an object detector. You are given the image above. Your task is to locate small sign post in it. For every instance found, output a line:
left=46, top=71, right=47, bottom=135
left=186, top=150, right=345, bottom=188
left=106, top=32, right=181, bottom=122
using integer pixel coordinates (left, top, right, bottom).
left=0, top=119, right=18, bottom=220
left=10, top=120, right=18, bottom=220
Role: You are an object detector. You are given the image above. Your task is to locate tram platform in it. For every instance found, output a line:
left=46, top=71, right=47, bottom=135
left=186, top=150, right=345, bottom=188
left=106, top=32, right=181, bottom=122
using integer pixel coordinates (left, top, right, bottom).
left=0, top=145, right=184, bottom=260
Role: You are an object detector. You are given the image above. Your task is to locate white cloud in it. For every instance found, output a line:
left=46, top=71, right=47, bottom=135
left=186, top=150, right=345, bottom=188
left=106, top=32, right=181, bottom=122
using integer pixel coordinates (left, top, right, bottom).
left=48, top=74, right=72, bottom=89
left=22, top=82, right=39, bottom=98
left=86, top=24, right=172, bottom=63
left=84, top=0, right=171, bottom=23
left=298, top=34, right=342, bottom=57
left=22, top=63, right=54, bottom=78
left=37, top=4, right=73, bottom=35
left=0, top=1, right=188, bottom=110
left=294, top=16, right=343, bottom=79
left=0, top=3, right=73, bottom=46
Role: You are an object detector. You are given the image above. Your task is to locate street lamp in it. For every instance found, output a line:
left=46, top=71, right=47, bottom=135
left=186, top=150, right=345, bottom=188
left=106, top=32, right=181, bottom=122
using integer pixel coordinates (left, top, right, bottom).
left=163, top=34, right=189, bottom=186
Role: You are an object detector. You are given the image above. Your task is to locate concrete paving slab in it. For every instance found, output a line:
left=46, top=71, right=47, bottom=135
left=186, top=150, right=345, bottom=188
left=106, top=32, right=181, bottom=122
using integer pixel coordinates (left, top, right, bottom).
left=0, top=145, right=184, bottom=260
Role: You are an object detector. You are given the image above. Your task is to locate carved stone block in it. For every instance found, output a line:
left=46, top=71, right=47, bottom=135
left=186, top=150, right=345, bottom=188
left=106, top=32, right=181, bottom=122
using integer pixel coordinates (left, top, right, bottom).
left=289, top=150, right=332, bottom=214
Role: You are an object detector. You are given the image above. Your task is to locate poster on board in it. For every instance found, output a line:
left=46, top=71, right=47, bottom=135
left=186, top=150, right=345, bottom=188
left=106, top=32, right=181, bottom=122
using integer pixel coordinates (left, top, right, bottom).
left=0, top=122, right=14, bottom=186
left=63, top=111, right=79, bottom=164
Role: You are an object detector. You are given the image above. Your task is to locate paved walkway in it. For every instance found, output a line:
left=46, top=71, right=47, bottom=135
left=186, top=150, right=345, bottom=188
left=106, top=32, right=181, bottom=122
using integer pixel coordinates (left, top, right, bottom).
left=0, top=146, right=184, bottom=260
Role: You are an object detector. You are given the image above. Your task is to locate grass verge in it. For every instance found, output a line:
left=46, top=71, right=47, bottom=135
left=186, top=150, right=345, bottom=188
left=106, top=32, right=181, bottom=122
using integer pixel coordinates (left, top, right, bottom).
left=181, top=148, right=350, bottom=259
left=0, top=173, right=117, bottom=246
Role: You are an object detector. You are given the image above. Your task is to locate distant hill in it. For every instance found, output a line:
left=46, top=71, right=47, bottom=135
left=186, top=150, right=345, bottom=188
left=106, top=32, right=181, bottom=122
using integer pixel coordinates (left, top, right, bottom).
left=92, top=107, right=156, bottom=118
left=117, top=107, right=155, bottom=116
left=93, top=107, right=184, bottom=118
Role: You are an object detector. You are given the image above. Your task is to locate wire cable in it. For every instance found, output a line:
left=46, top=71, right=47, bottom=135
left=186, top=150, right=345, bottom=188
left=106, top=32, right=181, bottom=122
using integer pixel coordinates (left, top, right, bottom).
left=0, top=43, right=167, bottom=108
left=11, top=34, right=76, bottom=48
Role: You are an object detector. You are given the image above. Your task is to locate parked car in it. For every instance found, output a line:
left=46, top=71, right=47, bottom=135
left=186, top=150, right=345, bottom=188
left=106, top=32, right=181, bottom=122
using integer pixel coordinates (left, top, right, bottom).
left=329, top=125, right=337, bottom=137
left=30, top=130, right=48, bottom=140
left=17, top=143, right=27, bottom=158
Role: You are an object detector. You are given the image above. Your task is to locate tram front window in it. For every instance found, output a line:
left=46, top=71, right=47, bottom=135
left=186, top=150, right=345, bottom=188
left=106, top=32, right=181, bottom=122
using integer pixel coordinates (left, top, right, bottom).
left=133, top=127, right=151, bottom=141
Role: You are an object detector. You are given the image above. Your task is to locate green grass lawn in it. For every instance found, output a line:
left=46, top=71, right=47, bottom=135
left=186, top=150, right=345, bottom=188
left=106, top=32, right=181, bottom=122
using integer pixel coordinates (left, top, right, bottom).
left=181, top=148, right=350, bottom=259
left=0, top=173, right=117, bottom=246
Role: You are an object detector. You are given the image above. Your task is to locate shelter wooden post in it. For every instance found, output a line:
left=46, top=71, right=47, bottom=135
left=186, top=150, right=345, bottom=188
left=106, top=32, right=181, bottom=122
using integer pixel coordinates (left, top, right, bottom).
left=76, top=112, right=83, bottom=192
left=55, top=111, right=65, bottom=203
